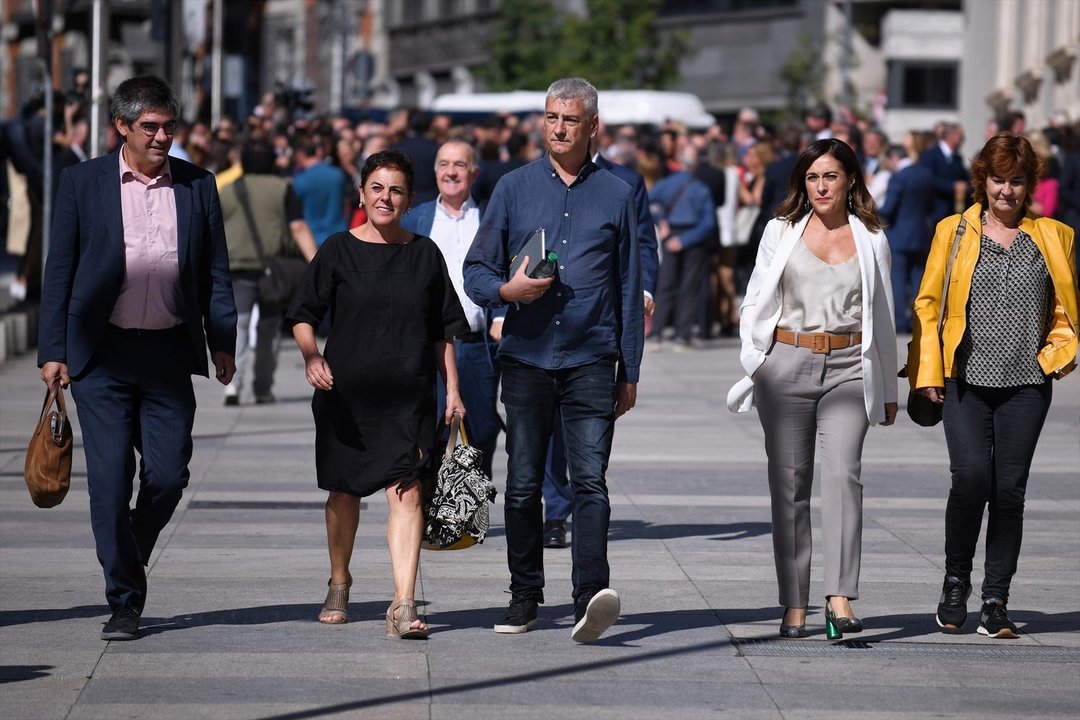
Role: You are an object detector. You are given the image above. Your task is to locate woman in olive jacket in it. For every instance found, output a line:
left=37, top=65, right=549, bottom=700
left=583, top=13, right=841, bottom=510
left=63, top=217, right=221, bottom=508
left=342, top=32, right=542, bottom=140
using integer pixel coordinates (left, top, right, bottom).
left=907, top=132, right=1077, bottom=639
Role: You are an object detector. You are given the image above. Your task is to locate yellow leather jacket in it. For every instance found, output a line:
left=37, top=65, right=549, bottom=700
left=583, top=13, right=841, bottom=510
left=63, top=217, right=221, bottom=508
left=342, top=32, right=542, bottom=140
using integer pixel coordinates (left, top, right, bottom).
left=907, top=204, right=1078, bottom=389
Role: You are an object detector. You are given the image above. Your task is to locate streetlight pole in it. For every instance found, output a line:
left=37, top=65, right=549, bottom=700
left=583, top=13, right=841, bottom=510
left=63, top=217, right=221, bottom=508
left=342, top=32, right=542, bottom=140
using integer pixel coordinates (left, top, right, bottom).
left=90, top=0, right=110, bottom=158
left=211, top=0, right=222, bottom=129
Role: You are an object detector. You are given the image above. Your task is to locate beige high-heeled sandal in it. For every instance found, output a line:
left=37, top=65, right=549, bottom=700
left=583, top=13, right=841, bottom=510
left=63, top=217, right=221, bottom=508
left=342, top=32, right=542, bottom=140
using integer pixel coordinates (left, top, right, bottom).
left=386, top=599, right=428, bottom=639
left=319, top=578, right=352, bottom=624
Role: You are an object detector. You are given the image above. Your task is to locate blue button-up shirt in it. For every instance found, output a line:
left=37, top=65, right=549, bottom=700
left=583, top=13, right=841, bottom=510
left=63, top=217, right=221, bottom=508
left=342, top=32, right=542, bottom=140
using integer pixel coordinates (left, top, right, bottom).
left=464, top=156, right=643, bottom=383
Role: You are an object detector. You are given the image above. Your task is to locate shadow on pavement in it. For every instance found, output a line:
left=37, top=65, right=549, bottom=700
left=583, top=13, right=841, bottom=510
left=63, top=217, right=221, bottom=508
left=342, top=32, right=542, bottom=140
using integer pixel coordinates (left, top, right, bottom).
left=255, top=636, right=735, bottom=720
left=138, top=602, right=389, bottom=636
left=0, top=604, right=109, bottom=628
left=0, top=665, right=54, bottom=684
left=483, top=520, right=771, bottom=542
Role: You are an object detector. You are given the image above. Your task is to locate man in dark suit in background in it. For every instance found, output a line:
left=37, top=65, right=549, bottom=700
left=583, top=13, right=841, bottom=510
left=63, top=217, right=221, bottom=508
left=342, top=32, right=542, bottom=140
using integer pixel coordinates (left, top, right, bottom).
left=38, top=76, right=237, bottom=642
left=391, top=109, right=440, bottom=205
left=919, top=121, right=971, bottom=227
left=878, top=144, right=936, bottom=333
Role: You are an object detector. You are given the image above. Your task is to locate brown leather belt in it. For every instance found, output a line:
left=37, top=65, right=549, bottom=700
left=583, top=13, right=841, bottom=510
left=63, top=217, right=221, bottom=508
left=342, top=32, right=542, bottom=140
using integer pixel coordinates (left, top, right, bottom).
left=774, top=328, right=862, bottom=355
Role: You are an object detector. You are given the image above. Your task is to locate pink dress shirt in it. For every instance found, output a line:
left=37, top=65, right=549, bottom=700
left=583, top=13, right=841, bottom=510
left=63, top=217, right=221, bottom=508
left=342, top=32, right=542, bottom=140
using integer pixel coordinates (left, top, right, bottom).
left=109, top=146, right=183, bottom=329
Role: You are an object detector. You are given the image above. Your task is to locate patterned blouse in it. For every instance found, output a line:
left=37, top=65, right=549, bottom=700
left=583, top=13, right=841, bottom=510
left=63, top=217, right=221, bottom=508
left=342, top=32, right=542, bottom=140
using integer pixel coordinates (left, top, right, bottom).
left=955, top=224, right=1054, bottom=387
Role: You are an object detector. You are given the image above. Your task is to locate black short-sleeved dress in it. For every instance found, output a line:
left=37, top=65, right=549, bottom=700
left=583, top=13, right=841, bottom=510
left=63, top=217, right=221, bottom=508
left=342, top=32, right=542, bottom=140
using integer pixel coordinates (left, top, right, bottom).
left=286, top=231, right=469, bottom=497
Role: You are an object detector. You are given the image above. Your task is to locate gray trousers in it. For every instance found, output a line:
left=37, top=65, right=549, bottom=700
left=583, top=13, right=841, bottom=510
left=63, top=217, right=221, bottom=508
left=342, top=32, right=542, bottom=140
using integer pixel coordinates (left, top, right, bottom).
left=754, top=341, right=869, bottom=608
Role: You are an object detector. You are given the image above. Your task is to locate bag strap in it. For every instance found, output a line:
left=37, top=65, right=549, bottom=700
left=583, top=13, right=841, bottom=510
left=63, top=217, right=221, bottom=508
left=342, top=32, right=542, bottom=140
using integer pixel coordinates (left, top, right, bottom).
left=38, top=384, right=67, bottom=441
left=233, top=177, right=270, bottom=267
left=937, top=217, right=967, bottom=335
left=664, top=176, right=695, bottom=217
left=442, top=414, right=470, bottom=461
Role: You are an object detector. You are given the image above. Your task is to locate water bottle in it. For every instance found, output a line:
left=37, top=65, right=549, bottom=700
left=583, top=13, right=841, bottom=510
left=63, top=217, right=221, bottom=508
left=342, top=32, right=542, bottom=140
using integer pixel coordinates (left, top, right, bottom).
left=530, top=251, right=558, bottom=279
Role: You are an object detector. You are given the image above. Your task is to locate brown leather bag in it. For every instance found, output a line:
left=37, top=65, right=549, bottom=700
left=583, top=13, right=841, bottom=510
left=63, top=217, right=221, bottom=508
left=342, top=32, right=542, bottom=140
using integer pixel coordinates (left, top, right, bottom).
left=24, top=384, right=73, bottom=508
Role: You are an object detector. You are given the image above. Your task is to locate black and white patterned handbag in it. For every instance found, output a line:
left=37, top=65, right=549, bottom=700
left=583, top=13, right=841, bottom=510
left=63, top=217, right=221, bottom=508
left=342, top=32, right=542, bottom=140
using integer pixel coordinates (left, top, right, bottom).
left=422, top=416, right=497, bottom=551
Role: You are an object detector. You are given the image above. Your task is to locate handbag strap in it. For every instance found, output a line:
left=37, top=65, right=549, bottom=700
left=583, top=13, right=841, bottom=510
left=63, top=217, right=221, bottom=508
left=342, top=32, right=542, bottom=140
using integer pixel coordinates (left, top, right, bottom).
left=937, top=217, right=967, bottom=335
left=39, top=384, right=67, bottom=441
left=233, top=177, right=270, bottom=267
left=442, top=414, right=470, bottom=460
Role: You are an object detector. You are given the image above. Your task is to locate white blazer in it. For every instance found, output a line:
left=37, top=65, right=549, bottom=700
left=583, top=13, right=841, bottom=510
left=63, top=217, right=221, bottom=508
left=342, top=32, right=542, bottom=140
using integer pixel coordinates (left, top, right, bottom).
left=726, top=214, right=899, bottom=424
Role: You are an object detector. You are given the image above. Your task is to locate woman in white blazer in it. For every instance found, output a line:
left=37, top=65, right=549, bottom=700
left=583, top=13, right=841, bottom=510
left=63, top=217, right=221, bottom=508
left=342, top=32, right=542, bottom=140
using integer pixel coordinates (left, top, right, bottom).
left=727, top=139, right=898, bottom=639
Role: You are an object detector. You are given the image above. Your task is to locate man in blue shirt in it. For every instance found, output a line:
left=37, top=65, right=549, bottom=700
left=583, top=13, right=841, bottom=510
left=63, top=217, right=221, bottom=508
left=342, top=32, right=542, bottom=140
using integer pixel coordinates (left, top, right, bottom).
left=291, top=134, right=350, bottom=246
left=464, top=77, right=643, bottom=643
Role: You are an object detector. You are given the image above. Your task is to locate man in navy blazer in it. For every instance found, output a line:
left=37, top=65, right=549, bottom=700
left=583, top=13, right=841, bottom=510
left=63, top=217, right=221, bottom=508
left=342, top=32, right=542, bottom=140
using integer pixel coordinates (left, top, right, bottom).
left=878, top=145, right=935, bottom=332
left=919, top=122, right=971, bottom=227
left=402, top=139, right=503, bottom=478
left=38, top=76, right=236, bottom=641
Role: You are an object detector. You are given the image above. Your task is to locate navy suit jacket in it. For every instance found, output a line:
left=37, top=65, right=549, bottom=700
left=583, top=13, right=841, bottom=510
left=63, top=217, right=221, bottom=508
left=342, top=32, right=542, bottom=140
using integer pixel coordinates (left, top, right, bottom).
left=919, top=144, right=970, bottom=225
left=38, top=149, right=237, bottom=379
left=878, top=163, right=936, bottom=253
left=595, top=154, right=659, bottom=296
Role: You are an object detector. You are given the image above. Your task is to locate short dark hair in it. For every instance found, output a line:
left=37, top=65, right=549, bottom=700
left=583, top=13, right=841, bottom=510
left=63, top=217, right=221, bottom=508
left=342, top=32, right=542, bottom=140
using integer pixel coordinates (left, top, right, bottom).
left=361, top=149, right=415, bottom=196
left=775, top=138, right=881, bottom=232
left=241, top=140, right=276, bottom=174
left=110, top=75, right=180, bottom=125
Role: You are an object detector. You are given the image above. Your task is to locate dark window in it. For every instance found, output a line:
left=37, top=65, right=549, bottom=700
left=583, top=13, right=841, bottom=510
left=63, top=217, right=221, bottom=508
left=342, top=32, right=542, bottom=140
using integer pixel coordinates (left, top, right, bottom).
left=887, top=61, right=958, bottom=109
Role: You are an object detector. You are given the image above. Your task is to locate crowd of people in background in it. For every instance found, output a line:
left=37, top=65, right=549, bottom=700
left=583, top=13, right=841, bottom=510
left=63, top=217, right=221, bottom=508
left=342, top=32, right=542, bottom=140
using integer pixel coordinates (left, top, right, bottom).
left=5, top=76, right=1080, bottom=360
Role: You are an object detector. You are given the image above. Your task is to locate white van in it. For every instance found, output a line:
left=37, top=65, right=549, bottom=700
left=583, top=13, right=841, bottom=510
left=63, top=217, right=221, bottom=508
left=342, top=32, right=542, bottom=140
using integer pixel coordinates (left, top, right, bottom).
left=429, top=90, right=716, bottom=129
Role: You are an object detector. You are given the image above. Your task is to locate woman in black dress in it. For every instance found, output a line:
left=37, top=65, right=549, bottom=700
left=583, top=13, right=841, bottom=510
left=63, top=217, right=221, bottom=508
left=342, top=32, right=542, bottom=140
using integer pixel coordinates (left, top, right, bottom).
left=287, top=150, right=469, bottom=639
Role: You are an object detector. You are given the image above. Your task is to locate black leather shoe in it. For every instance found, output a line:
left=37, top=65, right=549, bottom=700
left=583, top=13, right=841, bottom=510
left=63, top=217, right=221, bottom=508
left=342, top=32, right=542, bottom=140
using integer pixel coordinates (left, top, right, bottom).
left=255, top=392, right=276, bottom=405
left=101, top=608, right=141, bottom=641
left=779, top=623, right=807, bottom=639
left=223, top=394, right=239, bottom=407
left=543, top=519, right=568, bottom=548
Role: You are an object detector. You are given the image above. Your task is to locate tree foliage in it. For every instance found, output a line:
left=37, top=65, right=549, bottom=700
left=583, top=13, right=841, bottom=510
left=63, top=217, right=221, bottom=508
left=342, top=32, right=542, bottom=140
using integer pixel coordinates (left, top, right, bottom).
left=480, top=0, right=689, bottom=91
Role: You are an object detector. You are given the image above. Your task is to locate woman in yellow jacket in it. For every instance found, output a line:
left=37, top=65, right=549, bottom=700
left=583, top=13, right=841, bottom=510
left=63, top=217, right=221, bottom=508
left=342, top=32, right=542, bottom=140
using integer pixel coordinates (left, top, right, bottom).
left=907, top=133, right=1077, bottom=639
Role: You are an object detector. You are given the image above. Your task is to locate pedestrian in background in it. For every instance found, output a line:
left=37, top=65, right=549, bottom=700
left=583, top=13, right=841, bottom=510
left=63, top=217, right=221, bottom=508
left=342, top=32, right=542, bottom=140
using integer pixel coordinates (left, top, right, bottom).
left=219, top=139, right=317, bottom=406
left=728, top=138, right=898, bottom=640
left=877, top=143, right=935, bottom=333
left=907, top=133, right=1077, bottom=639
left=402, top=139, right=503, bottom=479
left=38, top=75, right=237, bottom=641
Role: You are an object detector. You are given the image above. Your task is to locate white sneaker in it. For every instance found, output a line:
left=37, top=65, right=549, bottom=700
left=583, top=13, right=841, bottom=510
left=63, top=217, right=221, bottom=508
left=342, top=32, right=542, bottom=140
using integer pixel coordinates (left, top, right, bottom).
left=571, top=588, right=620, bottom=643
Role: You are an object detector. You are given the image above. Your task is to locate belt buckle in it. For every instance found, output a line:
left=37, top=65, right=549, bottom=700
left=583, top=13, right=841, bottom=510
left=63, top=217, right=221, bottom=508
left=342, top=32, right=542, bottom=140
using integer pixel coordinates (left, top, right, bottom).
left=810, top=334, right=831, bottom=355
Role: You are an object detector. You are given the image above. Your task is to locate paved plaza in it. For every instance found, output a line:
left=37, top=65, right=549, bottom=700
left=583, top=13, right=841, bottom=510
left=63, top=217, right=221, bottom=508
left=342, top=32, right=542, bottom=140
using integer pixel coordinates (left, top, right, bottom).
left=1, top=334, right=1078, bottom=719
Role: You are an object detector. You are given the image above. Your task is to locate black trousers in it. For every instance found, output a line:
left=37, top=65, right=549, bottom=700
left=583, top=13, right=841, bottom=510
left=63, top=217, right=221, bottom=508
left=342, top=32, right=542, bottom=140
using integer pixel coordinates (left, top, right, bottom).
left=650, top=240, right=710, bottom=343
left=942, top=378, right=1052, bottom=602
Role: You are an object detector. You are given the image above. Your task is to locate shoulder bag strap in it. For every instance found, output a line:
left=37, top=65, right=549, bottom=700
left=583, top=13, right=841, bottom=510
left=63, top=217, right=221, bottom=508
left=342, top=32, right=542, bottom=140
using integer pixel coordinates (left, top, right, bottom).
left=937, top=217, right=967, bottom=335
left=233, top=177, right=269, bottom=267
left=665, top=176, right=695, bottom=217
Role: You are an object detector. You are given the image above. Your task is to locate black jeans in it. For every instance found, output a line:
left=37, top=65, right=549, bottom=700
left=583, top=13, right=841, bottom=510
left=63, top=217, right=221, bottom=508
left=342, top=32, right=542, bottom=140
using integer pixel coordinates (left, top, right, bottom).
left=500, top=358, right=616, bottom=609
left=942, top=378, right=1052, bottom=602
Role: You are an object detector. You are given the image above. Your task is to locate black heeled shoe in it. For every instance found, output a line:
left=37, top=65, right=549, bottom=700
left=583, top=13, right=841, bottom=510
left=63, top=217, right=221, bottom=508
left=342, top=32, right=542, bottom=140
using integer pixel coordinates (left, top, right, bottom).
left=824, top=598, right=863, bottom=640
left=779, top=608, right=807, bottom=639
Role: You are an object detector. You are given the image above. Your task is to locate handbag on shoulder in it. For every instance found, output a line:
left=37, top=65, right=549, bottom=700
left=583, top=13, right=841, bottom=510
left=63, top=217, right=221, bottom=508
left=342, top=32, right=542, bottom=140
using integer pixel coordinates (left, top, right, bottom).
left=899, top=217, right=967, bottom=427
left=24, top=383, right=73, bottom=508
left=422, top=415, right=497, bottom=551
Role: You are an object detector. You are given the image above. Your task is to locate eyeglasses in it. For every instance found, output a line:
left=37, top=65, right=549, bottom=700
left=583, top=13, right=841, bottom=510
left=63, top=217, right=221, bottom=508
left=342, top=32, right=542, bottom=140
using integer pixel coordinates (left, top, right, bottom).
left=132, top=120, right=178, bottom=137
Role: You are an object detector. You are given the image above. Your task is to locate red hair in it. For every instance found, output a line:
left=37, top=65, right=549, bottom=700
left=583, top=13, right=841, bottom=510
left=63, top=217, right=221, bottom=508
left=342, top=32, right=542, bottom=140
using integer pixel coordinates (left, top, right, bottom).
left=970, top=132, right=1044, bottom=211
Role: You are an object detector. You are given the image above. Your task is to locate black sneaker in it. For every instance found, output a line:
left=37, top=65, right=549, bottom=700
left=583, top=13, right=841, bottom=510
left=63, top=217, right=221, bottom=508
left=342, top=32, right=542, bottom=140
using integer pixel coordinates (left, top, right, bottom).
left=543, top=519, right=568, bottom=549
left=571, top=588, right=620, bottom=643
left=255, top=392, right=276, bottom=404
left=978, top=599, right=1019, bottom=638
left=223, top=394, right=240, bottom=407
left=493, top=597, right=539, bottom=634
left=101, top=607, right=141, bottom=641
left=935, top=575, right=971, bottom=632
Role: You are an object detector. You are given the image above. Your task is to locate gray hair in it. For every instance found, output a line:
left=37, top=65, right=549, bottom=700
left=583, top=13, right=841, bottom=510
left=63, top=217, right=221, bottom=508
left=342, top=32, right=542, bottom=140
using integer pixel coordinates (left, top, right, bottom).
left=435, top=139, right=478, bottom=170
left=546, top=77, right=598, bottom=118
left=110, top=75, right=181, bottom=125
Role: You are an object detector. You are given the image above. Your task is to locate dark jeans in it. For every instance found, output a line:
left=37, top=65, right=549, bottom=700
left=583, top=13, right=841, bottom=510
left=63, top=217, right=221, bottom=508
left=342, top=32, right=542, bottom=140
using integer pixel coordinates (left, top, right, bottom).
left=942, top=378, right=1052, bottom=602
left=651, top=240, right=710, bottom=342
left=500, top=357, right=616, bottom=608
left=542, top=414, right=573, bottom=522
left=70, top=325, right=197, bottom=612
